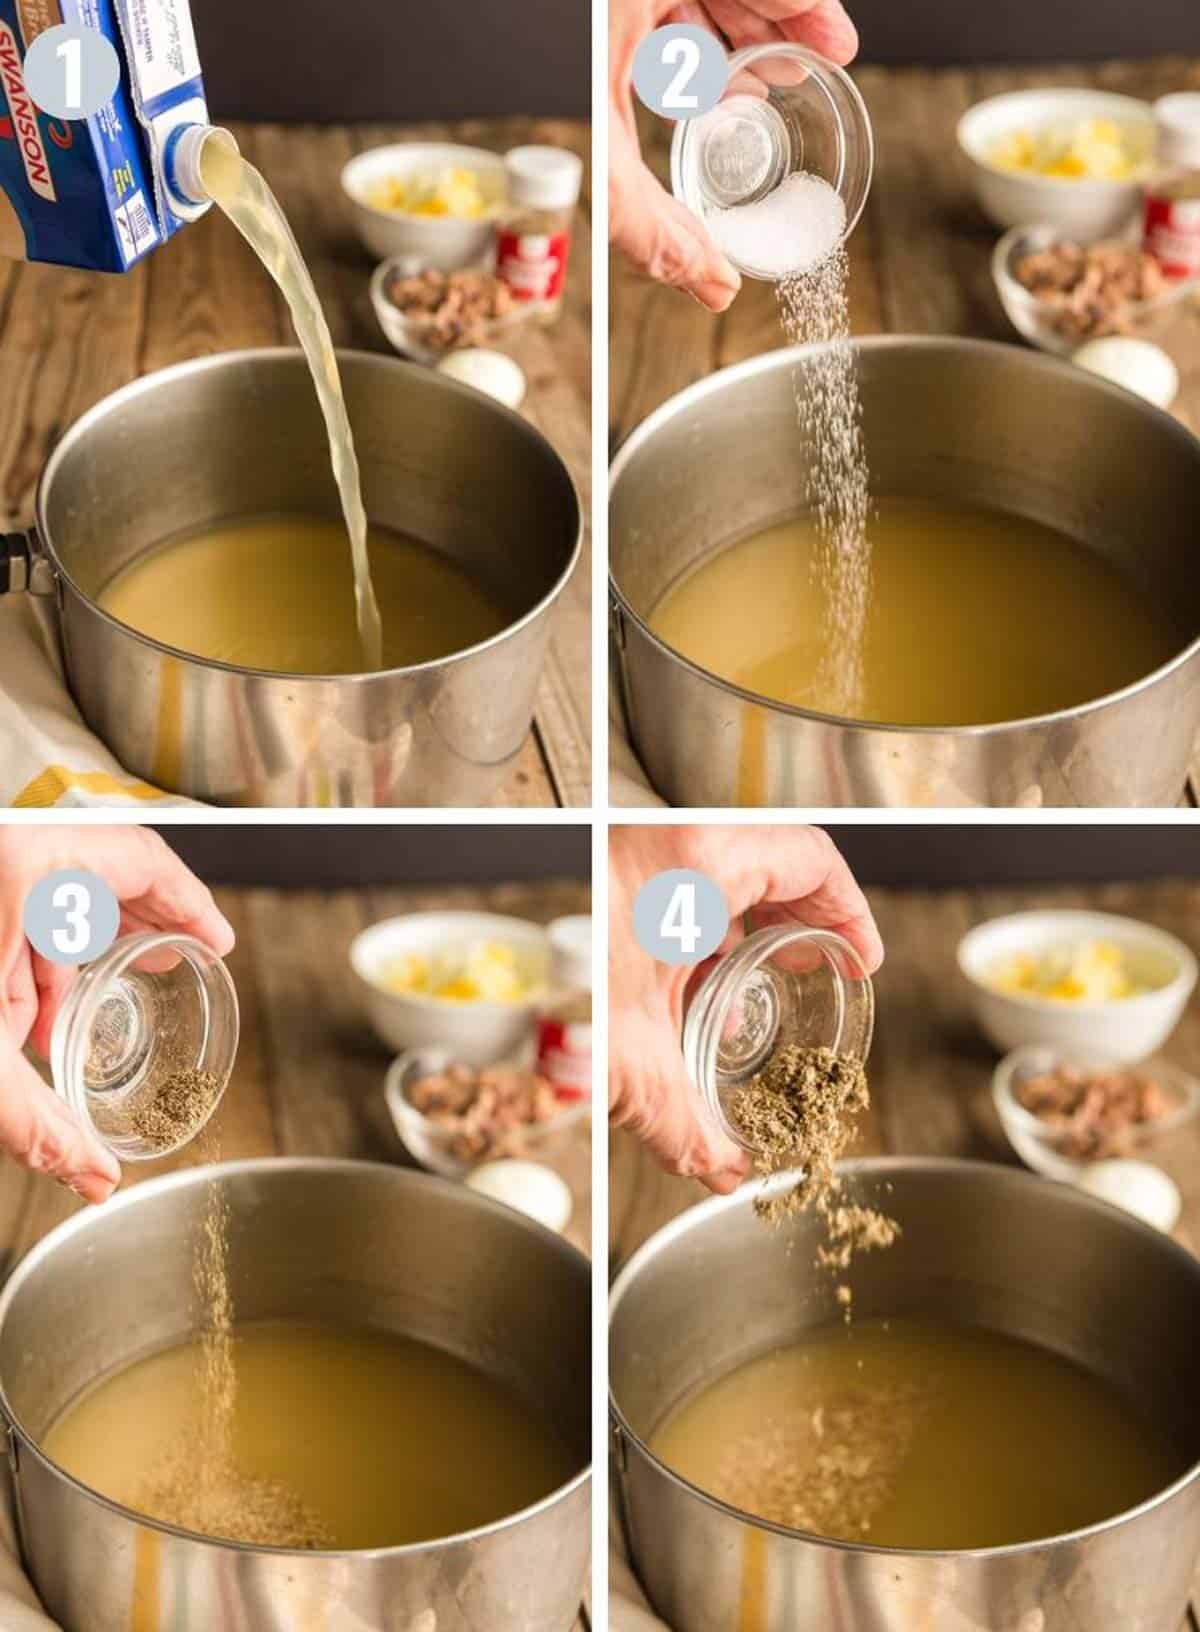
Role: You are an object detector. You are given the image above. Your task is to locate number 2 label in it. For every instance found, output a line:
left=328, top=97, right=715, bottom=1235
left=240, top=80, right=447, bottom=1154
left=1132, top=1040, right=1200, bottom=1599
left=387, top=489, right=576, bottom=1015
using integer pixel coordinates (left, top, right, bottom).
left=660, top=37, right=701, bottom=111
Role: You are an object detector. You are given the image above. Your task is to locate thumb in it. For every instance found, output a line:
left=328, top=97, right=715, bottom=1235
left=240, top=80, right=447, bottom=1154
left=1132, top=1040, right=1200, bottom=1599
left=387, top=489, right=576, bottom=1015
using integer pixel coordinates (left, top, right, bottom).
left=610, top=126, right=741, bottom=311
left=0, top=1040, right=120, bottom=1204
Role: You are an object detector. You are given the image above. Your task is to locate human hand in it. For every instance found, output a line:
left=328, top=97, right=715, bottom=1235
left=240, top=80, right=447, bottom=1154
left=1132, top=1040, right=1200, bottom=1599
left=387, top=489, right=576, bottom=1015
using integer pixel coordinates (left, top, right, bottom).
left=0, top=826, right=234, bottom=1204
left=610, top=0, right=858, bottom=309
left=609, top=824, right=882, bottom=1192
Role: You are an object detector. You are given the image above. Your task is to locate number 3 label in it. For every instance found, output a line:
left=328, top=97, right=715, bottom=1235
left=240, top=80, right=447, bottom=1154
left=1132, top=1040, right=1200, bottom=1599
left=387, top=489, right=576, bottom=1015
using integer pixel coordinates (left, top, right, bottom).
left=51, top=881, right=92, bottom=956
left=23, top=869, right=120, bottom=967
left=631, top=25, right=730, bottom=122
left=633, top=869, right=730, bottom=966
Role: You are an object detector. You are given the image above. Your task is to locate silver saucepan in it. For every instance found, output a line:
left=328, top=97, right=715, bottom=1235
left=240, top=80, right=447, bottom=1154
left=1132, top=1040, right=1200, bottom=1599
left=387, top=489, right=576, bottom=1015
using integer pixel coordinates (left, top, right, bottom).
left=0, top=1159, right=591, bottom=1632
left=610, top=337, right=1200, bottom=807
left=1, top=349, right=581, bottom=806
left=611, top=1158, right=1200, bottom=1631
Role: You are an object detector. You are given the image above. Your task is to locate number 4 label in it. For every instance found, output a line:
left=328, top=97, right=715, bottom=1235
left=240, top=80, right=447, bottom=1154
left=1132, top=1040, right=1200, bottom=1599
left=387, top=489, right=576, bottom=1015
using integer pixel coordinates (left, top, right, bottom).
left=633, top=869, right=730, bottom=966
left=660, top=881, right=702, bottom=955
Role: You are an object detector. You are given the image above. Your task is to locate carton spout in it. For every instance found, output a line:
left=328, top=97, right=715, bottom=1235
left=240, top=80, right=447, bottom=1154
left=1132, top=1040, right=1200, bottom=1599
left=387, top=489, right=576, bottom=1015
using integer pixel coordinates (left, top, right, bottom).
left=163, top=124, right=239, bottom=218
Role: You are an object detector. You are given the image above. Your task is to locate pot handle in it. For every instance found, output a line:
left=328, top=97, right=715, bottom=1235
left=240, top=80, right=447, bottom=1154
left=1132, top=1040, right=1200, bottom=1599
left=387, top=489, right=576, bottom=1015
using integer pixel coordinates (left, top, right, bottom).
left=0, top=530, right=55, bottom=597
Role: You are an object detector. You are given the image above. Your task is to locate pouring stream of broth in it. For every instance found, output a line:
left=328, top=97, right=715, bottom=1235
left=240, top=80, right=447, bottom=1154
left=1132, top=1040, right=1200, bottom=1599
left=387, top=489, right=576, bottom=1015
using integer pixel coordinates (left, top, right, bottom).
left=198, top=135, right=384, bottom=671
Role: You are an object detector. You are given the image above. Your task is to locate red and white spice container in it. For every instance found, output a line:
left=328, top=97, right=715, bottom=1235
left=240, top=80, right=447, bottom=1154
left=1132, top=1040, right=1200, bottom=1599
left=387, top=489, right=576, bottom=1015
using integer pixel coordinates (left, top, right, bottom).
left=535, top=915, right=592, bottom=1101
left=1144, top=93, right=1200, bottom=280
left=496, top=146, right=583, bottom=323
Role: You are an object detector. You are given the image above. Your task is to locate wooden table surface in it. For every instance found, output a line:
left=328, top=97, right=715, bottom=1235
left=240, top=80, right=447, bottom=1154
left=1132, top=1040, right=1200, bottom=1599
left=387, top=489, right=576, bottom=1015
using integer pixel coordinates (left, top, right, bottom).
left=610, top=875, right=1200, bottom=1629
left=610, top=55, right=1200, bottom=804
left=0, top=117, right=591, bottom=809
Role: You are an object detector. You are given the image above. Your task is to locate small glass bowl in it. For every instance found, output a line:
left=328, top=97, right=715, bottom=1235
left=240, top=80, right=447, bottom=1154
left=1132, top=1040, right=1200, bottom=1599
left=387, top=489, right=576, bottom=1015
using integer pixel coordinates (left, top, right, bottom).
left=384, top=1046, right=591, bottom=1179
left=670, top=42, right=874, bottom=281
left=993, top=223, right=1200, bottom=357
left=682, top=926, right=874, bottom=1153
left=992, top=1044, right=1200, bottom=1182
left=369, top=255, right=526, bottom=365
left=50, top=932, right=239, bottom=1162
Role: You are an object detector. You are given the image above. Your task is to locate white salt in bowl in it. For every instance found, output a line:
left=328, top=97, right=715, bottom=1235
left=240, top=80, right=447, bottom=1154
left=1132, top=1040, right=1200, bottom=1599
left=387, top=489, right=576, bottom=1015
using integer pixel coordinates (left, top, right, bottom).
left=670, top=42, right=874, bottom=281
left=957, top=88, right=1154, bottom=239
left=958, top=910, right=1197, bottom=1064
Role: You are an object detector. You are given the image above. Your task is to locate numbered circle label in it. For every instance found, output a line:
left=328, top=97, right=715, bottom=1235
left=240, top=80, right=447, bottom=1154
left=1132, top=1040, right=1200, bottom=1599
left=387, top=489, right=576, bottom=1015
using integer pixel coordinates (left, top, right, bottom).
left=633, top=868, right=729, bottom=966
left=23, top=869, right=120, bottom=966
left=23, top=24, right=121, bottom=121
left=632, top=25, right=730, bottom=121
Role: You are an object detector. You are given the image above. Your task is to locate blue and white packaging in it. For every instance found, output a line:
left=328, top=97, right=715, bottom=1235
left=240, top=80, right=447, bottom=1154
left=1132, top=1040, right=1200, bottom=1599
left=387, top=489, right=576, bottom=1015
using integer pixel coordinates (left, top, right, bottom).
left=0, top=0, right=209, bottom=271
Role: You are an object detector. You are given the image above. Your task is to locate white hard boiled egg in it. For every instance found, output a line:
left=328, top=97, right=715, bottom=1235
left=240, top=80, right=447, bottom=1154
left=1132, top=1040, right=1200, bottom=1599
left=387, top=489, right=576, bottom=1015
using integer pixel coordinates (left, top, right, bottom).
left=436, top=348, right=526, bottom=409
left=1076, top=1159, right=1181, bottom=1233
left=466, top=1159, right=572, bottom=1233
left=1072, top=337, right=1179, bottom=410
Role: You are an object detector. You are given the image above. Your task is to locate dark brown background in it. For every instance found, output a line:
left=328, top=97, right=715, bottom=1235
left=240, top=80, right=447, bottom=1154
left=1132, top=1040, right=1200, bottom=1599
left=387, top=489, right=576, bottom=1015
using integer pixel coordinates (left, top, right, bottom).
left=826, top=826, right=1200, bottom=889
left=195, top=0, right=591, bottom=122
left=158, top=826, right=591, bottom=888
left=191, top=1, right=1194, bottom=124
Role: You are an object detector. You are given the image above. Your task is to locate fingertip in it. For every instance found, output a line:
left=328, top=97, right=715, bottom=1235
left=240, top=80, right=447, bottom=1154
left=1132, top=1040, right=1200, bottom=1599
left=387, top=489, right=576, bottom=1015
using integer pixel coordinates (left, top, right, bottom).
left=66, top=1169, right=119, bottom=1205
left=688, top=279, right=739, bottom=314
left=702, top=1166, right=746, bottom=1196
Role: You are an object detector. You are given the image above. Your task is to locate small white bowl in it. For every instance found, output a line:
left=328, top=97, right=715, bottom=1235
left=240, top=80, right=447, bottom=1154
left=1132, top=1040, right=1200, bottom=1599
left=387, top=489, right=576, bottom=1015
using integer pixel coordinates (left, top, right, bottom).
left=957, top=88, right=1153, bottom=240
left=958, top=910, right=1197, bottom=1064
left=341, top=142, right=506, bottom=269
left=350, top=911, right=549, bottom=1065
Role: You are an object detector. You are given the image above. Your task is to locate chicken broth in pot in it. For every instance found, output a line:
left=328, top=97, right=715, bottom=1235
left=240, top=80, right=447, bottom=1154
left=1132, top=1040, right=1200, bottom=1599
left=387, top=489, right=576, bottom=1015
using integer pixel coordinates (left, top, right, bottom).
left=42, top=1318, right=576, bottom=1550
left=649, top=496, right=1179, bottom=729
left=98, top=514, right=507, bottom=677
left=650, top=1314, right=1182, bottom=1551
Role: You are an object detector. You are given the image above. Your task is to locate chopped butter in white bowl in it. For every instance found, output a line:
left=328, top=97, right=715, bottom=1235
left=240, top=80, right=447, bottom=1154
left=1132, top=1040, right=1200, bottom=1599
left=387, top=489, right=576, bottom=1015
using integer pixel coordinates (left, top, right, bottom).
left=958, top=909, right=1197, bottom=1064
left=351, top=911, right=549, bottom=1064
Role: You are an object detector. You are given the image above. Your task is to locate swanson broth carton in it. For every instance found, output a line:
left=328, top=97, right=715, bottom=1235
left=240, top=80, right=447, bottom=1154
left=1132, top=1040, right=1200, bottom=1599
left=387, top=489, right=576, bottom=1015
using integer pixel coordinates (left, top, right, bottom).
left=0, top=0, right=211, bottom=270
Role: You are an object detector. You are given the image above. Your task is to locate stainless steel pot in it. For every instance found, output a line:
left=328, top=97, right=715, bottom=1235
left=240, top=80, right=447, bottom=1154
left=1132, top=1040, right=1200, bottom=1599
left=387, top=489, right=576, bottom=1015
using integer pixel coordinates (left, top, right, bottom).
left=0, top=1158, right=590, bottom=1632
left=610, top=1157, right=1200, bottom=1632
left=1, top=349, right=581, bottom=806
left=610, top=337, right=1200, bottom=807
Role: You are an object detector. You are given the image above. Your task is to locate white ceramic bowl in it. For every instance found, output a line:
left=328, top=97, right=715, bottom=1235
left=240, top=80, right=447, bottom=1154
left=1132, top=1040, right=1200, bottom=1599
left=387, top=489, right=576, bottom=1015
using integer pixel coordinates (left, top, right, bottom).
left=350, top=910, right=549, bottom=1065
left=958, top=910, right=1197, bottom=1064
left=384, top=1045, right=589, bottom=1179
left=341, top=142, right=506, bottom=269
left=957, top=88, right=1154, bottom=239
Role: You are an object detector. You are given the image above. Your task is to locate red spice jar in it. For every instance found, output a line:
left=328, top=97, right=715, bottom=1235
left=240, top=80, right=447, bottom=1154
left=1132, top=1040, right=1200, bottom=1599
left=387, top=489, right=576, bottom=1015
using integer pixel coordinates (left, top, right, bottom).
left=1144, top=93, right=1200, bottom=281
left=535, top=915, right=592, bottom=1101
left=496, top=146, right=583, bottom=324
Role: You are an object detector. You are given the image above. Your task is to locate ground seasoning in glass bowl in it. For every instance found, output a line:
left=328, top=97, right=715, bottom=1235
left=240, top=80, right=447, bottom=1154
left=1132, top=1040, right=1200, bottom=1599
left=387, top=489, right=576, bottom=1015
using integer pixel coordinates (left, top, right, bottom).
left=682, top=928, right=897, bottom=1303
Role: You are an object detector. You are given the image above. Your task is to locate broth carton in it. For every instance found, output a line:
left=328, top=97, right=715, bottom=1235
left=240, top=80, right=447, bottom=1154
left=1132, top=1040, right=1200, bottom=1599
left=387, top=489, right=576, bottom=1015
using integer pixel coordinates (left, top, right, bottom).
left=0, top=0, right=210, bottom=270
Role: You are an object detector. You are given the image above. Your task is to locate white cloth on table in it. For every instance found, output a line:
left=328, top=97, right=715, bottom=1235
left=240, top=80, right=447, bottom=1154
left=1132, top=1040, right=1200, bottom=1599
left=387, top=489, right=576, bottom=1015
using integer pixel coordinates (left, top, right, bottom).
left=0, top=599, right=194, bottom=809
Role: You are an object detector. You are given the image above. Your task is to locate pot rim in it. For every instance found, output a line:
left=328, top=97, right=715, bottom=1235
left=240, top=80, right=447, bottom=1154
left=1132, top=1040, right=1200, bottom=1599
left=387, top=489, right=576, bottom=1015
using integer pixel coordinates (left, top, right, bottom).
left=0, top=1156, right=591, bottom=1559
left=608, top=334, right=1200, bottom=738
left=36, top=347, right=583, bottom=685
left=608, top=1154, right=1200, bottom=1560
